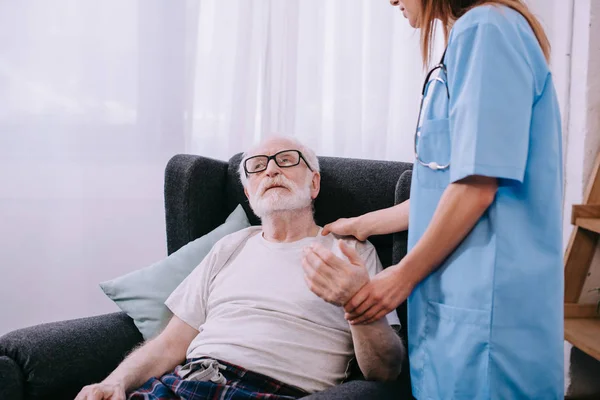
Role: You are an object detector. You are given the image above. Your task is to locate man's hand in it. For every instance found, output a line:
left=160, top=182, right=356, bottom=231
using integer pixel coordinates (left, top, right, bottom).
left=75, top=382, right=126, bottom=400
left=302, top=240, right=370, bottom=306
left=344, top=264, right=414, bottom=325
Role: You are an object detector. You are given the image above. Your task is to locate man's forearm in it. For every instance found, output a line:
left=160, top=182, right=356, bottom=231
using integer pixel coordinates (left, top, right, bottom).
left=103, top=338, right=185, bottom=392
left=360, top=200, right=410, bottom=237
left=350, top=319, right=405, bottom=381
left=397, top=176, right=497, bottom=287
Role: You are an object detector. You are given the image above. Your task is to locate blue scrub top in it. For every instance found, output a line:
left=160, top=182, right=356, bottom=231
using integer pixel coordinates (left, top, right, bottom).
left=408, top=5, right=564, bottom=399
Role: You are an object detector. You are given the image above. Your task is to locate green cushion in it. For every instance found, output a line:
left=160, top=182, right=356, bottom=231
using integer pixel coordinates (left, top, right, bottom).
left=100, top=205, right=250, bottom=340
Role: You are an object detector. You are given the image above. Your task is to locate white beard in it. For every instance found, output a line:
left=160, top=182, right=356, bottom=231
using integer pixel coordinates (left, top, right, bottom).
left=249, top=175, right=313, bottom=218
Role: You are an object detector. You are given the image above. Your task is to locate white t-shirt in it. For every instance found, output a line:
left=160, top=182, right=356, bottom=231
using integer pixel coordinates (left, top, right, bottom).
left=165, top=227, right=400, bottom=393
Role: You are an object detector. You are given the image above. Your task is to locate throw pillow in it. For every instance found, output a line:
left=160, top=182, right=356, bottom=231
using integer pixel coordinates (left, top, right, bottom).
left=100, top=204, right=250, bottom=340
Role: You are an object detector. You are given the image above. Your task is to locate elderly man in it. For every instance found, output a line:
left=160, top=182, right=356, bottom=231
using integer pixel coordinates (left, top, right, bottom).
left=75, top=137, right=404, bottom=400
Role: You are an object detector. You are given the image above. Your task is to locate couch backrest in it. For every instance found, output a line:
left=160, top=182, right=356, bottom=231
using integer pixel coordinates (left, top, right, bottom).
left=226, top=153, right=412, bottom=269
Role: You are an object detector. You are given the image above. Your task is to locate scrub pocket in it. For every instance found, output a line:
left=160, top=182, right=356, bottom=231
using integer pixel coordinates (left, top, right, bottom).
left=415, top=118, right=451, bottom=189
left=422, top=301, right=490, bottom=400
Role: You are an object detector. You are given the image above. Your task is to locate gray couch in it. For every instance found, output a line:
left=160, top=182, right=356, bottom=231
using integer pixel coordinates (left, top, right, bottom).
left=0, top=153, right=414, bottom=400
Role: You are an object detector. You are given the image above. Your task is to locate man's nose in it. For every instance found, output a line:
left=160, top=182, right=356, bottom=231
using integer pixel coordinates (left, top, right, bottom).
left=390, top=0, right=400, bottom=6
left=264, top=158, right=281, bottom=177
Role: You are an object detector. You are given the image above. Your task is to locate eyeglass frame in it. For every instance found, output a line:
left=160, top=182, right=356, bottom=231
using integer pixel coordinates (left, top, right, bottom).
left=413, top=58, right=451, bottom=171
left=243, top=149, right=313, bottom=177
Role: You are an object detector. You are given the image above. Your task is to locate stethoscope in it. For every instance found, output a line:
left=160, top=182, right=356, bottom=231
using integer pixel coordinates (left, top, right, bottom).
left=414, top=49, right=450, bottom=171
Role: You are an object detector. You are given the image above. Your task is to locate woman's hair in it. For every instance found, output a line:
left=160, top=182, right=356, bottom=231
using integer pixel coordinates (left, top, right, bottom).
left=419, top=0, right=550, bottom=67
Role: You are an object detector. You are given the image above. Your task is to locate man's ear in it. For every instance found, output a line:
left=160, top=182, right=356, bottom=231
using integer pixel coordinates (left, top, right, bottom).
left=311, top=172, right=321, bottom=200
left=244, top=187, right=249, bottom=200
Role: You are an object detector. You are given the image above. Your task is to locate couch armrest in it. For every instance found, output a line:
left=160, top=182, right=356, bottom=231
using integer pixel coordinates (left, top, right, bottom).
left=0, top=355, right=25, bottom=400
left=0, top=312, right=142, bottom=400
left=165, top=154, right=230, bottom=255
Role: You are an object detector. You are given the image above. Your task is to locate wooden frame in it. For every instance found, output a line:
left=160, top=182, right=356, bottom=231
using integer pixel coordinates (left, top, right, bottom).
left=564, top=152, right=600, bottom=361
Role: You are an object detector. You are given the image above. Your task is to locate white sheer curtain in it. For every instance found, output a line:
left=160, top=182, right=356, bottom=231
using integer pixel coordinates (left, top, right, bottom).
left=189, top=0, right=432, bottom=162
left=0, top=0, right=430, bottom=335
left=0, top=0, right=200, bottom=334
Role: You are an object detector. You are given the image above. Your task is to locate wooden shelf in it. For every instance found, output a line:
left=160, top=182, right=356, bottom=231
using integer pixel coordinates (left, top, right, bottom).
left=575, top=217, right=600, bottom=234
left=565, top=303, right=598, bottom=318
left=571, top=204, right=600, bottom=225
left=565, top=318, right=600, bottom=361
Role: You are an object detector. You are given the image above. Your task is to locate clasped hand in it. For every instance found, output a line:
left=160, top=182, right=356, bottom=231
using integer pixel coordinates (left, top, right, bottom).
left=303, top=239, right=413, bottom=325
left=302, top=241, right=369, bottom=307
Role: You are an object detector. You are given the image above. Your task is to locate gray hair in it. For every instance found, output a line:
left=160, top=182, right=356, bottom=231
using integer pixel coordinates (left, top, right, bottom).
left=238, top=137, right=320, bottom=187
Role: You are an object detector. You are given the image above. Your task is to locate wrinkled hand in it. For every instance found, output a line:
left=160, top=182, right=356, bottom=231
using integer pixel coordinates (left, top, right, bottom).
left=302, top=240, right=370, bottom=306
left=74, top=382, right=126, bottom=400
left=344, top=265, right=414, bottom=325
left=322, top=217, right=368, bottom=241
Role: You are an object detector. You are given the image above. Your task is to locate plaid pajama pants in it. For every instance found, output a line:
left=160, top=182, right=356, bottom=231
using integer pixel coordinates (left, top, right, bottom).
left=128, top=357, right=309, bottom=400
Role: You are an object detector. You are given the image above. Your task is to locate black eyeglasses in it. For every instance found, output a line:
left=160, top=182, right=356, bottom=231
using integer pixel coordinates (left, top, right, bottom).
left=243, top=149, right=313, bottom=177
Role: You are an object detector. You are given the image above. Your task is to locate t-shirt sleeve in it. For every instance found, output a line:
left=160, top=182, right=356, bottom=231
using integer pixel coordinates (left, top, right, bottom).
left=360, top=242, right=401, bottom=328
left=164, top=247, right=217, bottom=330
left=446, top=22, right=534, bottom=184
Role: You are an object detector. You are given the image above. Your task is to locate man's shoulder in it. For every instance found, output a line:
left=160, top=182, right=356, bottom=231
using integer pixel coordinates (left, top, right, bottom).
left=213, top=226, right=262, bottom=251
left=203, top=226, right=261, bottom=276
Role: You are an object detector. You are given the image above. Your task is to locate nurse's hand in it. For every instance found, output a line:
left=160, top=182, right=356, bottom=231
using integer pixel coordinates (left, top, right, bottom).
left=302, top=241, right=370, bottom=307
left=344, top=265, right=413, bottom=325
left=322, top=217, right=369, bottom=241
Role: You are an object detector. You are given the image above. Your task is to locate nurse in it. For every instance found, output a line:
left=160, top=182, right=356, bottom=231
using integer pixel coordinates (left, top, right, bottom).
left=320, top=0, right=564, bottom=398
